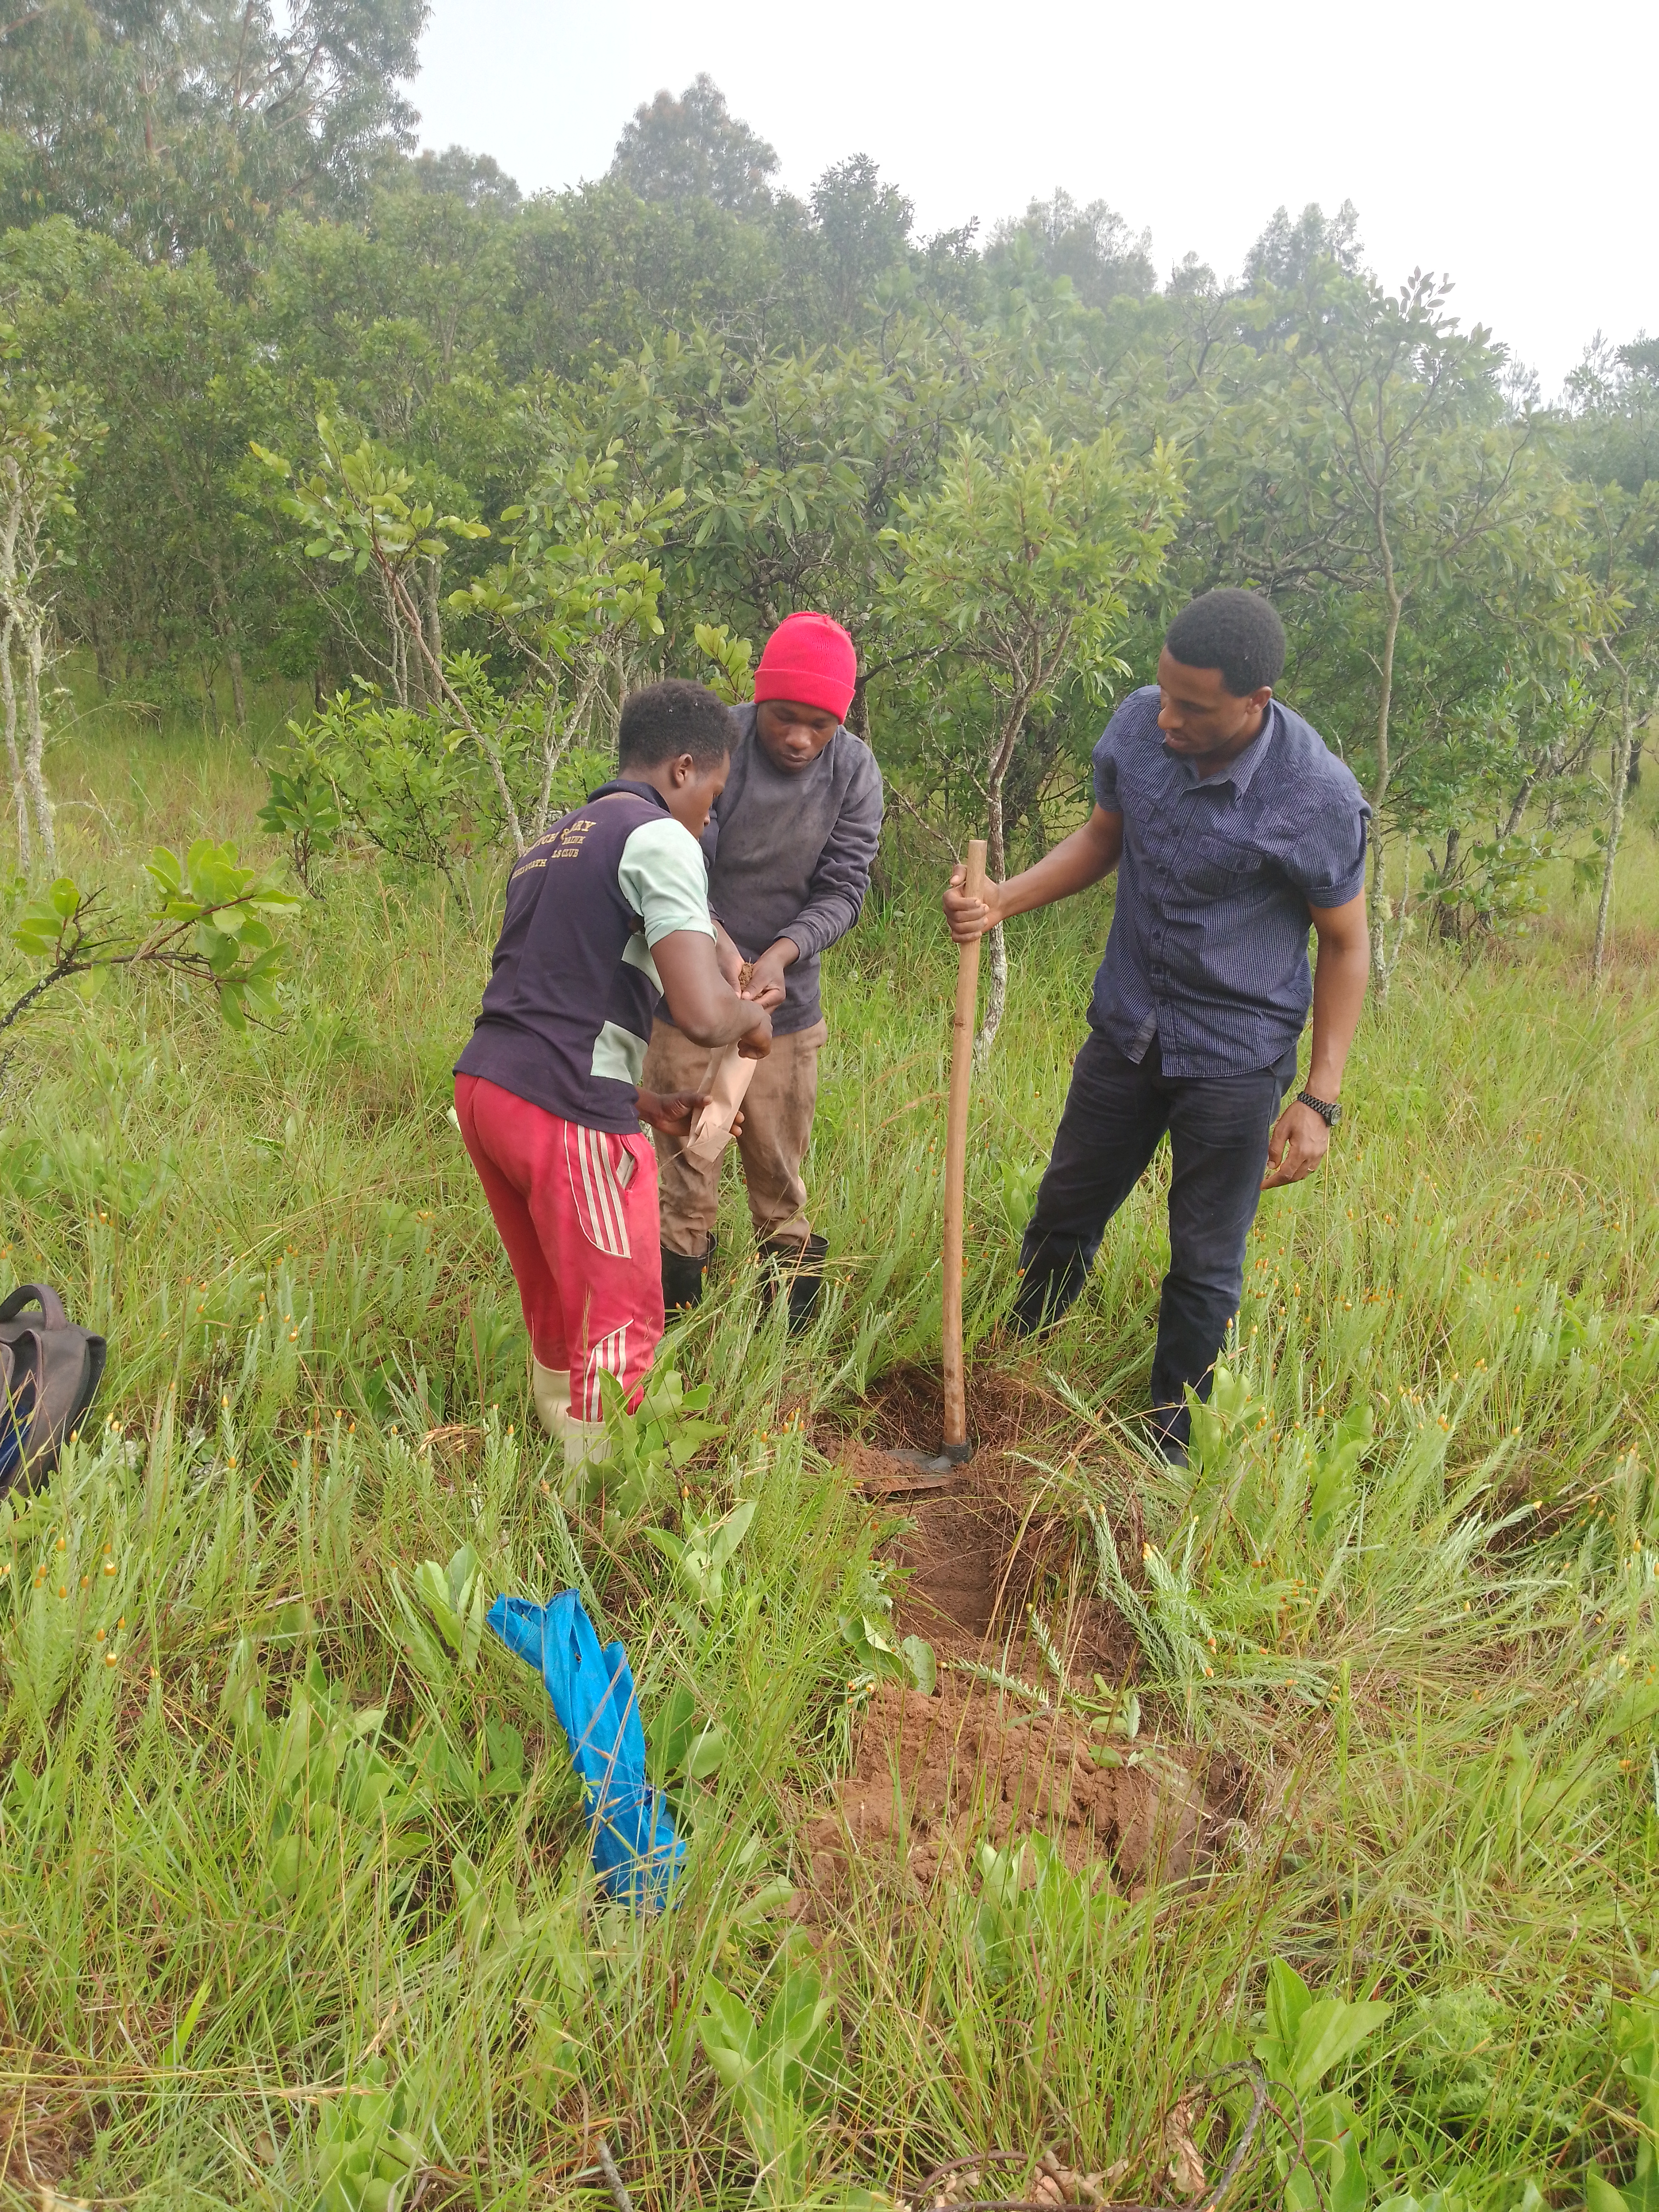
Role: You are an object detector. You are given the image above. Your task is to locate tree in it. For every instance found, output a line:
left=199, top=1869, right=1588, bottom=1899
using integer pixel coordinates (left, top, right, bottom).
left=505, top=180, right=786, bottom=375
left=252, top=418, right=516, bottom=830
left=1183, top=261, right=1593, bottom=988
left=0, top=0, right=430, bottom=276
left=809, top=156, right=913, bottom=325
left=1244, top=201, right=1363, bottom=290
left=1563, top=335, right=1659, bottom=495
left=0, top=336, right=99, bottom=873
left=257, top=422, right=685, bottom=876
left=1562, top=347, right=1659, bottom=975
left=1583, top=488, right=1659, bottom=977
left=608, top=75, right=778, bottom=216
left=884, top=421, right=1180, bottom=1054
left=988, top=188, right=1155, bottom=312
left=402, top=145, right=520, bottom=211
left=590, top=320, right=989, bottom=737
left=449, top=433, right=685, bottom=836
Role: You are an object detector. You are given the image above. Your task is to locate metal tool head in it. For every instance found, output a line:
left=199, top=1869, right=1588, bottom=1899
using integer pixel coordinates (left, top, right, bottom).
left=858, top=1440, right=973, bottom=1496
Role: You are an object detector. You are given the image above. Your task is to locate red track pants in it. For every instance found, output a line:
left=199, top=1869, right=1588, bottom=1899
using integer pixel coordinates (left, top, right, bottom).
left=455, top=1074, right=664, bottom=1421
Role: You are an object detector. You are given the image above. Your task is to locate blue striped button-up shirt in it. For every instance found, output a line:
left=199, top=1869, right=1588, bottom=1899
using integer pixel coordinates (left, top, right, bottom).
left=1088, top=687, right=1370, bottom=1078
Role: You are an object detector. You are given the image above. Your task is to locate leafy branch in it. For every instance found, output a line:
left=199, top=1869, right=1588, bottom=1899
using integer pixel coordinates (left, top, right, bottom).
left=3, top=840, right=298, bottom=1035
left=248, top=421, right=521, bottom=845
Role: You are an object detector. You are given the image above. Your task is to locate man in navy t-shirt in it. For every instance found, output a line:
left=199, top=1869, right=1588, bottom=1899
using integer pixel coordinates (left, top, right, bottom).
left=943, top=590, right=1371, bottom=1463
left=456, top=681, right=771, bottom=1472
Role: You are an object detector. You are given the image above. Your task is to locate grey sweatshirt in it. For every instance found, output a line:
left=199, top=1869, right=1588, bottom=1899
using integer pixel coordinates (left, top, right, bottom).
left=692, top=703, right=885, bottom=1036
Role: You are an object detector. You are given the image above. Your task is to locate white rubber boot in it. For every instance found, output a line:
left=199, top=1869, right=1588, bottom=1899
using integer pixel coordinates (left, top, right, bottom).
left=532, top=1360, right=571, bottom=1439
left=561, top=1416, right=613, bottom=1506
left=563, top=1417, right=612, bottom=1472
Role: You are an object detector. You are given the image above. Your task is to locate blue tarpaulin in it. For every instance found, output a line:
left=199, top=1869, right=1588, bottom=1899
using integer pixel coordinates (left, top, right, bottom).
left=486, top=1589, right=684, bottom=1908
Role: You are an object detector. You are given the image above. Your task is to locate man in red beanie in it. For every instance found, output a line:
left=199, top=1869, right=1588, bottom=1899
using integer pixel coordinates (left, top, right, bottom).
left=641, top=611, right=884, bottom=1330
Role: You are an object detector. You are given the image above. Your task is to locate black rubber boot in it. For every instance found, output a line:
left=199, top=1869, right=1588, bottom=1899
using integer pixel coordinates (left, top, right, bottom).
left=1008, top=1242, right=1091, bottom=1335
left=661, top=1237, right=714, bottom=1314
left=1148, top=1403, right=1190, bottom=1468
left=758, top=1234, right=829, bottom=1336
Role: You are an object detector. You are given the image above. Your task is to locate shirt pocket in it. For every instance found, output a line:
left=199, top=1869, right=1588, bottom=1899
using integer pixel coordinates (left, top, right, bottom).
left=1183, top=830, right=1268, bottom=895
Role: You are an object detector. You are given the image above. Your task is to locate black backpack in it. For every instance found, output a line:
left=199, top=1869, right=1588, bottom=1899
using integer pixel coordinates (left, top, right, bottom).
left=0, top=1284, right=107, bottom=1498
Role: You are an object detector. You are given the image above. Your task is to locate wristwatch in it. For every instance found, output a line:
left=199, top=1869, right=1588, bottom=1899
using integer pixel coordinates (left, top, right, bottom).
left=1297, top=1090, right=1341, bottom=1127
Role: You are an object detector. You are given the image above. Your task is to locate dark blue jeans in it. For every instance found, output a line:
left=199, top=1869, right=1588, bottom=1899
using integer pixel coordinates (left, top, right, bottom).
left=1015, top=1029, right=1298, bottom=1450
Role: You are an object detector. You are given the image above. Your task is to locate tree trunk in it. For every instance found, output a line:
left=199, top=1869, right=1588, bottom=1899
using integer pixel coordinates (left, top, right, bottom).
left=1433, top=823, right=1461, bottom=943
left=21, top=618, right=55, bottom=871
left=1593, top=668, right=1634, bottom=982
left=975, top=765, right=1009, bottom=1063
left=207, top=548, right=246, bottom=729
left=531, top=673, right=568, bottom=843
left=1504, top=735, right=1563, bottom=839
left=977, top=923, right=1008, bottom=1067
left=89, top=608, right=114, bottom=697
left=384, top=557, right=526, bottom=854
left=382, top=570, right=409, bottom=706
left=846, top=677, right=870, bottom=742
left=1367, top=564, right=1405, bottom=995
left=421, top=555, right=443, bottom=673
left=0, top=614, right=29, bottom=874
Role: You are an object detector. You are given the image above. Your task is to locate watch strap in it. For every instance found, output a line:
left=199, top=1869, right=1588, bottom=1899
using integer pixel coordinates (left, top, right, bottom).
left=1297, top=1089, right=1340, bottom=1127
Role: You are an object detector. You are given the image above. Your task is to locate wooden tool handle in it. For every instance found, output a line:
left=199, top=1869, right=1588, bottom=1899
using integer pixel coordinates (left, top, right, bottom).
left=941, top=839, right=987, bottom=1455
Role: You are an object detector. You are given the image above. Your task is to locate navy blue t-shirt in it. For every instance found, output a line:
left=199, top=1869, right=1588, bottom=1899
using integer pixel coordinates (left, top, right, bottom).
left=455, top=781, right=714, bottom=1132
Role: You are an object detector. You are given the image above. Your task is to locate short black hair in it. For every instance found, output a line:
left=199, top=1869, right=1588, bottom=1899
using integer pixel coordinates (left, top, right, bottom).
left=617, top=679, right=733, bottom=772
left=1164, top=589, right=1286, bottom=697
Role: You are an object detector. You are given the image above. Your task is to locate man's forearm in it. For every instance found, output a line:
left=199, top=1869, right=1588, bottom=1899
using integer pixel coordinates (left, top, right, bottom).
left=654, top=930, right=772, bottom=1050
left=995, top=809, right=1123, bottom=920
left=712, top=918, right=745, bottom=984
left=1306, top=910, right=1369, bottom=1096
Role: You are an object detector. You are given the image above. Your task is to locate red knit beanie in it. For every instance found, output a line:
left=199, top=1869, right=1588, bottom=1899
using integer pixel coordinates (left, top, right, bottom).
left=753, top=611, right=856, bottom=721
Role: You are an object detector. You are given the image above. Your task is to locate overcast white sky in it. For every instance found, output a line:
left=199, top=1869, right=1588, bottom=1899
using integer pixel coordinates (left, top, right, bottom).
left=414, top=0, right=1654, bottom=397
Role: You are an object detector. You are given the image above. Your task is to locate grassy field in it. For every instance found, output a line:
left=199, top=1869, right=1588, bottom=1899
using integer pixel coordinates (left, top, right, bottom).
left=1, top=689, right=1658, bottom=2212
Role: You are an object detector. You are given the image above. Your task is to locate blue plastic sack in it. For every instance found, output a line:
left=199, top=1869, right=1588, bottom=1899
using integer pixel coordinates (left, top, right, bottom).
left=486, top=1590, right=684, bottom=1908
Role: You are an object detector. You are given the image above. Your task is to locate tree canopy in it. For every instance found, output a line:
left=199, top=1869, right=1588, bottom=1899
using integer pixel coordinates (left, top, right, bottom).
left=0, top=52, right=1648, bottom=975
left=608, top=74, right=779, bottom=216
left=0, top=0, right=430, bottom=275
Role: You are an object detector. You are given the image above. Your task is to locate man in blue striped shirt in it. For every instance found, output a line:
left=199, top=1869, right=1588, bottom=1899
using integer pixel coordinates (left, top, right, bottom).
left=944, top=590, right=1371, bottom=1463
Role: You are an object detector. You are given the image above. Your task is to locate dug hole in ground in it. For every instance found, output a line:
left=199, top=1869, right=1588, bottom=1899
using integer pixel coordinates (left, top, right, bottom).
left=804, top=1364, right=1249, bottom=1909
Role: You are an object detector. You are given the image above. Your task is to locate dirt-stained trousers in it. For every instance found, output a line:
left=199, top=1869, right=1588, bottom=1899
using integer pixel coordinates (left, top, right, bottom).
left=641, top=1017, right=828, bottom=1258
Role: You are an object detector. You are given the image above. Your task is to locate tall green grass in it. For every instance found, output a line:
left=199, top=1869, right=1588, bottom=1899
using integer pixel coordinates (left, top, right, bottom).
left=0, top=699, right=1657, bottom=2209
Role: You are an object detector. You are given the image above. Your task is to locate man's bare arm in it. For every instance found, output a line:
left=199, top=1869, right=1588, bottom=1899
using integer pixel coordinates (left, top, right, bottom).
left=712, top=917, right=745, bottom=989
left=1262, top=893, right=1369, bottom=1190
left=653, top=931, right=772, bottom=1057
left=943, top=807, right=1124, bottom=942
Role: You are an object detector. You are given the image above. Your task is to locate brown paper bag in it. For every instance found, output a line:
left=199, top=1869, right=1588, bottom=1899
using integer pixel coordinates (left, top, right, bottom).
left=685, top=1044, right=756, bottom=1164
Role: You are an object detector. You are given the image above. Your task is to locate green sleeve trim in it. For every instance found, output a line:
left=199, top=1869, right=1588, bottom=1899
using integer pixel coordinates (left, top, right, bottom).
left=618, top=818, right=715, bottom=948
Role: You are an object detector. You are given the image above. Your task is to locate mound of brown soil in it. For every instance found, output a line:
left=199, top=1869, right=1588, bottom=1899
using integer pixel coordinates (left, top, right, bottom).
left=803, top=1363, right=1246, bottom=1899
left=800, top=1677, right=1222, bottom=1898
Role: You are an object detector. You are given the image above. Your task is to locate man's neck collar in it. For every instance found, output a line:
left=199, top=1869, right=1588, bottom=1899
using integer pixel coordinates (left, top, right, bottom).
left=1185, top=701, right=1276, bottom=793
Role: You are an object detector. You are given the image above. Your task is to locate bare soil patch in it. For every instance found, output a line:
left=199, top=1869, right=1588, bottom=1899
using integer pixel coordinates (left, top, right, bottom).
left=805, top=1364, right=1247, bottom=1898
left=801, top=1679, right=1242, bottom=1899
